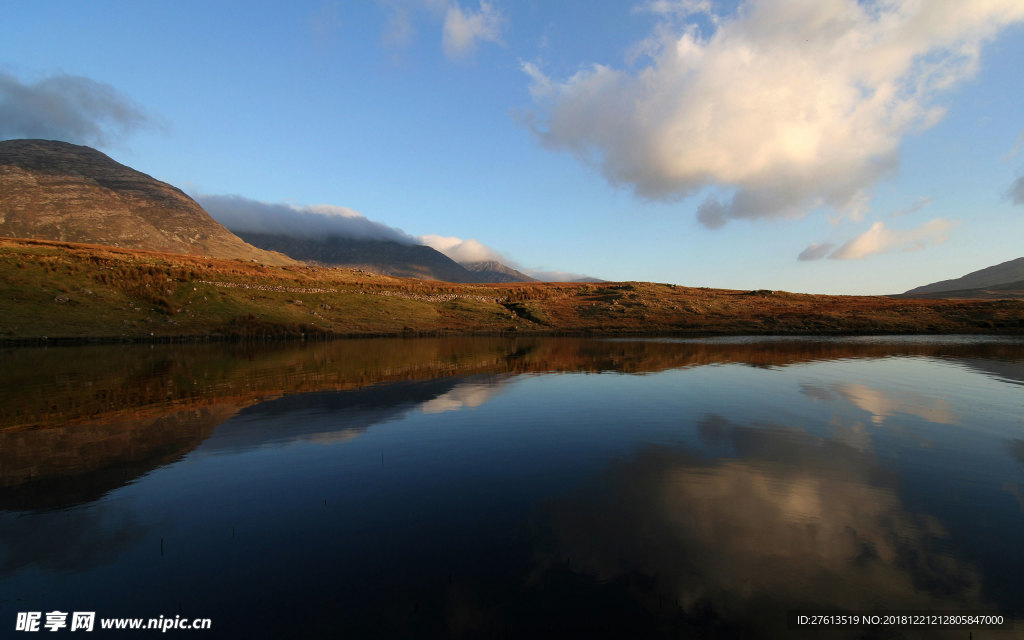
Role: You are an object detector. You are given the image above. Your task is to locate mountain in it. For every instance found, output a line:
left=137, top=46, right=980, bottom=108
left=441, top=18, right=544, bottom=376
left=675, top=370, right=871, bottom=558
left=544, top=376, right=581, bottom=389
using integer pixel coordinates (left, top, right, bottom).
left=234, top=231, right=483, bottom=282
left=899, top=279, right=1024, bottom=300
left=904, top=257, right=1024, bottom=298
left=0, top=139, right=294, bottom=265
left=460, top=260, right=537, bottom=283
left=233, top=233, right=539, bottom=283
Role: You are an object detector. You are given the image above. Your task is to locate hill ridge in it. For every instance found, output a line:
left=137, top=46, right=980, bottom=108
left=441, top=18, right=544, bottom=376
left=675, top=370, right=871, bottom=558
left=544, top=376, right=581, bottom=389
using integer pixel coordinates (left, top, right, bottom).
left=460, top=260, right=537, bottom=283
left=905, top=257, right=1024, bottom=296
left=0, top=139, right=294, bottom=265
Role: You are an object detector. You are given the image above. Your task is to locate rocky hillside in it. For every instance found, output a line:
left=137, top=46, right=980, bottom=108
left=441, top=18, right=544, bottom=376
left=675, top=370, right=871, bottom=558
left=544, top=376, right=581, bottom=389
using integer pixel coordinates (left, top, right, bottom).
left=0, top=139, right=294, bottom=265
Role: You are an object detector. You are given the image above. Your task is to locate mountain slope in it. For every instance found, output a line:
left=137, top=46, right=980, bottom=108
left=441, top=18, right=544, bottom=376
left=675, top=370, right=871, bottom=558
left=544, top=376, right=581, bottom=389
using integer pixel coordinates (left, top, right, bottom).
left=0, top=139, right=295, bottom=265
left=899, top=279, right=1024, bottom=300
left=460, top=260, right=537, bottom=283
left=904, top=257, right=1024, bottom=297
left=234, top=232, right=482, bottom=282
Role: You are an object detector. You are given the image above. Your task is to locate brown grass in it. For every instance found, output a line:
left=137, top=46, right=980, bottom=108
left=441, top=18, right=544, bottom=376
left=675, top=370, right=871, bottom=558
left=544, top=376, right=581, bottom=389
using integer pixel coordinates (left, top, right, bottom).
left=1, top=236, right=1022, bottom=341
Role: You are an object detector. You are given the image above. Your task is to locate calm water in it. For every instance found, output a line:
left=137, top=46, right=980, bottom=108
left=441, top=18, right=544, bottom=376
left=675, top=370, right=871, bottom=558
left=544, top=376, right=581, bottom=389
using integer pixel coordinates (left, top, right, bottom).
left=1, top=336, right=1023, bottom=638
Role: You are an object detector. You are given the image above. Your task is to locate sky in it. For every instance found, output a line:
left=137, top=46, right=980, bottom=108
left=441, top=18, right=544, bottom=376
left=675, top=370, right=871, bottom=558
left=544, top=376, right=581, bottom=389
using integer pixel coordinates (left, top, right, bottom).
left=2, top=0, right=1023, bottom=294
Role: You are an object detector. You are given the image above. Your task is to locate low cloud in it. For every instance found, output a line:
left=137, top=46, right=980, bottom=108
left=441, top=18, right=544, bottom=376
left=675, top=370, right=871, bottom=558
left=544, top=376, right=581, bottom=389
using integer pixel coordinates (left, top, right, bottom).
left=524, top=1, right=1024, bottom=227
left=801, top=218, right=954, bottom=261
left=198, top=194, right=414, bottom=243
left=418, top=233, right=504, bottom=263
left=442, top=1, right=502, bottom=59
left=201, top=195, right=593, bottom=277
left=419, top=235, right=601, bottom=279
left=0, top=72, right=153, bottom=147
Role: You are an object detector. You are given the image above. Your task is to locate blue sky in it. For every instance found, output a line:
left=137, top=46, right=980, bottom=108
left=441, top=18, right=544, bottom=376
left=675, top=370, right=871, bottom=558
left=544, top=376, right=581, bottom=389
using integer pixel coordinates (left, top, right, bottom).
left=2, top=0, right=1022, bottom=293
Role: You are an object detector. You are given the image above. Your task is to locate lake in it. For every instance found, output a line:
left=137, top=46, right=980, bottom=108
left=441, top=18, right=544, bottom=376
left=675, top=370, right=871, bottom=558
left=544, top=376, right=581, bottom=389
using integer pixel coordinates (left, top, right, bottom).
left=2, top=336, right=1022, bottom=638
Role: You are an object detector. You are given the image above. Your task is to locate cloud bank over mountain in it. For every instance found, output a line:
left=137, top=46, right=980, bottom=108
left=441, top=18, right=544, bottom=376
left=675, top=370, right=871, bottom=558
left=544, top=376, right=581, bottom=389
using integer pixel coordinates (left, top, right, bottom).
left=200, top=195, right=514, bottom=263
left=524, top=0, right=1024, bottom=228
left=0, top=72, right=154, bottom=147
left=199, top=195, right=593, bottom=280
left=198, top=195, right=415, bottom=244
left=418, top=234, right=504, bottom=263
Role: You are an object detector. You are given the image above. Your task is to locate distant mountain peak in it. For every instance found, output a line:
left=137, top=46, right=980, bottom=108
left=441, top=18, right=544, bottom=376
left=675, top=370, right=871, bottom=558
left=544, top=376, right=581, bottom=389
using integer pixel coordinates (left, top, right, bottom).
left=459, top=260, right=537, bottom=283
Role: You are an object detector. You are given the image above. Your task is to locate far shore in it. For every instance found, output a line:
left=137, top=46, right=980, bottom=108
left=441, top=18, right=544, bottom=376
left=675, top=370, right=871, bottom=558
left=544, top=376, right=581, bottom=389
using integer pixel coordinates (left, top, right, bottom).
left=3, top=237, right=1022, bottom=342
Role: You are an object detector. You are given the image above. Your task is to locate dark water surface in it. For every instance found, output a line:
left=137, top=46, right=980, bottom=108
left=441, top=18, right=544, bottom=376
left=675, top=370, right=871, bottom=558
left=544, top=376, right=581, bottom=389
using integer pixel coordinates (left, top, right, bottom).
left=2, top=336, right=1023, bottom=638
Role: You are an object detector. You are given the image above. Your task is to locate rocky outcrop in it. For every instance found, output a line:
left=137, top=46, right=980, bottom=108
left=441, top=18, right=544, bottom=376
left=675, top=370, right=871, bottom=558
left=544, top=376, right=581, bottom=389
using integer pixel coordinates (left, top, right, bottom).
left=0, top=139, right=295, bottom=265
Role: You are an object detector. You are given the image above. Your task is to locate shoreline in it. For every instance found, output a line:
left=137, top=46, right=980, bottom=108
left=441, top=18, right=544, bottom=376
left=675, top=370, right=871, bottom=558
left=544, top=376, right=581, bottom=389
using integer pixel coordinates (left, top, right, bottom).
left=4, top=327, right=1024, bottom=348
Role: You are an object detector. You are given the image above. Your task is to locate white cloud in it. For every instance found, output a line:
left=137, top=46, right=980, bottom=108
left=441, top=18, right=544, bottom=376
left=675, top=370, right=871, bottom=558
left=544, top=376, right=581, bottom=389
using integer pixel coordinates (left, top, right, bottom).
left=442, top=1, right=502, bottom=59
left=796, top=242, right=836, bottom=262
left=524, top=0, right=1024, bottom=227
left=827, top=218, right=954, bottom=260
left=418, top=233, right=503, bottom=263
left=198, top=194, right=414, bottom=243
left=0, top=72, right=154, bottom=147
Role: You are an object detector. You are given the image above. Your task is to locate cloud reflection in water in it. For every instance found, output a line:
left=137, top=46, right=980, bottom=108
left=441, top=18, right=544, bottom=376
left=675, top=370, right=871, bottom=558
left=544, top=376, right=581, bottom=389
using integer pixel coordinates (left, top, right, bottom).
left=534, top=416, right=1003, bottom=638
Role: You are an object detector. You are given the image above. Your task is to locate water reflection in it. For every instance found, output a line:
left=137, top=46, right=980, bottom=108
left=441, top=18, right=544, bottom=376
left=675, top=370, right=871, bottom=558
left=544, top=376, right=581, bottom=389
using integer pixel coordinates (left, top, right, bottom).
left=0, top=406, right=233, bottom=510
left=1, top=337, right=1022, bottom=637
left=0, top=504, right=147, bottom=573
left=4, top=336, right=1023, bottom=431
left=420, top=377, right=512, bottom=415
left=195, top=375, right=513, bottom=455
left=801, top=382, right=959, bottom=425
left=536, top=421, right=987, bottom=639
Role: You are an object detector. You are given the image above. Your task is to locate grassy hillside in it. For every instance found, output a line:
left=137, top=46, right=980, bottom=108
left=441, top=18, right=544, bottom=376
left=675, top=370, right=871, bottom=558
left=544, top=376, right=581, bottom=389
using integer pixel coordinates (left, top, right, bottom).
left=2, top=237, right=1022, bottom=341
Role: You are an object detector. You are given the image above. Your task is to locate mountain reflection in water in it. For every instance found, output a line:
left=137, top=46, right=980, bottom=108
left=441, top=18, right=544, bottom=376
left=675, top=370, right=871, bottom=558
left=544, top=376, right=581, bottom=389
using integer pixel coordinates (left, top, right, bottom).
left=1, top=336, right=1022, bottom=638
